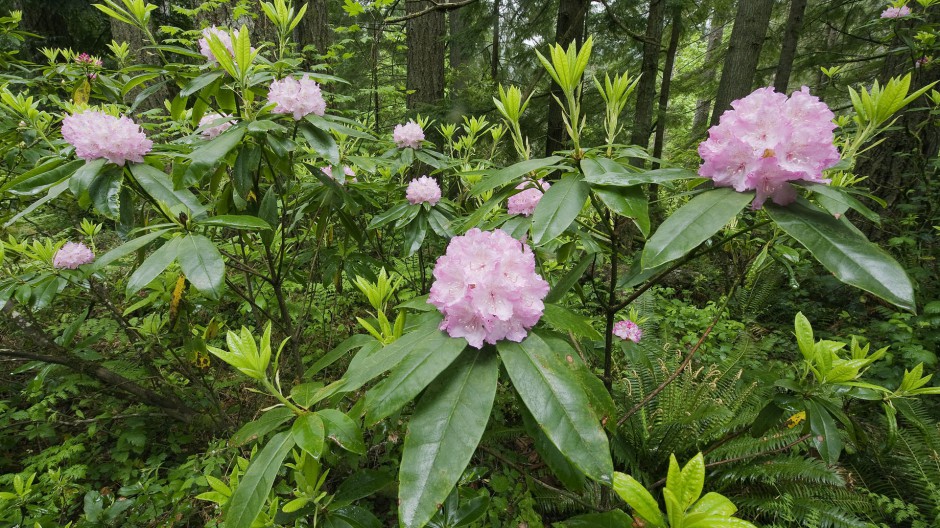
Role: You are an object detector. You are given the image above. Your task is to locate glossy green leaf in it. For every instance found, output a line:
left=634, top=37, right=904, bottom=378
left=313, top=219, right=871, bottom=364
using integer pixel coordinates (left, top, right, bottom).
left=7, top=159, right=83, bottom=196
left=129, top=163, right=206, bottom=216
left=291, top=413, right=325, bottom=459
left=180, top=70, right=223, bottom=97
left=594, top=186, right=650, bottom=237
left=556, top=510, right=634, bottom=528
left=318, top=409, right=365, bottom=455
left=88, top=168, right=122, bottom=218
left=581, top=158, right=695, bottom=187
left=521, top=405, right=585, bottom=491
left=333, top=469, right=393, bottom=506
left=688, top=492, right=737, bottom=517
left=93, top=228, right=172, bottom=271
left=196, top=214, right=271, bottom=230
left=126, top=237, right=181, bottom=295
left=541, top=303, right=602, bottom=340
left=177, top=234, right=224, bottom=299
left=642, top=188, right=753, bottom=269
left=612, top=472, right=664, bottom=527
left=765, top=200, right=915, bottom=312
left=469, top=156, right=564, bottom=197
left=499, top=333, right=613, bottom=482
left=180, top=127, right=246, bottom=187
left=531, top=176, right=589, bottom=245
left=807, top=400, right=841, bottom=464
left=545, top=254, right=593, bottom=303
left=304, top=334, right=377, bottom=379
left=299, top=122, right=339, bottom=165
left=225, top=431, right=295, bottom=528
left=680, top=453, right=705, bottom=509
left=399, top=347, right=498, bottom=528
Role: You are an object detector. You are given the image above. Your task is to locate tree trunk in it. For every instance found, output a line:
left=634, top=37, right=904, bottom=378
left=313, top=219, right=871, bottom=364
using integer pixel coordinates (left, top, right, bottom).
left=773, top=0, right=808, bottom=93
left=629, top=0, right=666, bottom=165
left=710, top=0, right=774, bottom=125
left=691, top=16, right=724, bottom=137
left=406, top=0, right=446, bottom=111
left=297, top=0, right=331, bottom=56
left=545, top=0, right=588, bottom=155
left=652, top=5, right=682, bottom=168
left=491, top=0, right=501, bottom=81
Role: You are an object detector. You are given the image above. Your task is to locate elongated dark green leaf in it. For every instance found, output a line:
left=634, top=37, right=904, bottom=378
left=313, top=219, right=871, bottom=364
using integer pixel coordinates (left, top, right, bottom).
left=531, top=176, right=590, bottom=245
left=594, top=186, right=650, bottom=237
left=557, top=510, right=634, bottom=528
left=541, top=303, right=601, bottom=340
left=177, top=234, right=224, bottom=299
left=299, top=122, right=339, bottom=165
left=230, top=407, right=295, bottom=446
left=180, top=70, right=223, bottom=96
left=292, top=413, right=325, bottom=459
left=88, top=168, right=122, bottom=218
left=399, top=347, right=498, bottom=528
left=642, top=188, right=753, bottom=269
left=5, top=179, right=69, bottom=227
left=498, top=333, right=613, bottom=482
left=126, top=237, right=181, bottom=295
left=545, top=254, right=593, bottom=303
left=93, top=228, right=172, bottom=271
left=469, top=156, right=564, bottom=197
left=129, top=163, right=206, bottom=216
left=581, top=158, right=696, bottom=187
left=765, top=200, right=915, bottom=312
left=364, top=331, right=467, bottom=424
left=196, top=215, right=271, bottom=230
left=304, top=334, right=377, bottom=378
left=807, top=400, right=841, bottom=464
left=802, top=183, right=880, bottom=225
left=8, top=159, right=83, bottom=196
left=69, top=158, right=108, bottom=200
left=318, top=409, right=365, bottom=454
left=180, top=127, right=247, bottom=187
left=233, top=144, right=260, bottom=198
left=520, top=404, right=585, bottom=492
left=333, top=470, right=394, bottom=506
left=226, top=431, right=295, bottom=528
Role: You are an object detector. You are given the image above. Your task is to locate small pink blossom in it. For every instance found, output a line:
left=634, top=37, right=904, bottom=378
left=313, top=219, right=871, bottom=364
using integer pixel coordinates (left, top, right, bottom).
left=428, top=228, right=549, bottom=349
left=321, top=165, right=356, bottom=183
left=61, top=110, right=152, bottom=166
left=507, top=179, right=550, bottom=216
left=612, top=320, right=642, bottom=343
left=198, top=26, right=235, bottom=63
left=268, top=75, right=326, bottom=120
left=198, top=113, right=235, bottom=139
left=53, top=241, right=95, bottom=269
left=915, top=56, right=930, bottom=68
left=393, top=121, right=424, bottom=149
left=880, top=5, right=911, bottom=18
left=406, top=175, right=441, bottom=205
left=74, top=53, right=102, bottom=67
left=698, top=86, right=839, bottom=209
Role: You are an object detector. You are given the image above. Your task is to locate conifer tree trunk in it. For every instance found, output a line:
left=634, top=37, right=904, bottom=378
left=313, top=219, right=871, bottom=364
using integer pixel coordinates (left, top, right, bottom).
left=629, top=0, right=666, bottom=165
left=691, top=16, right=724, bottom=137
left=710, top=0, right=774, bottom=125
left=298, top=0, right=331, bottom=56
left=406, top=1, right=446, bottom=111
left=773, top=0, right=808, bottom=93
left=545, top=0, right=587, bottom=155
left=652, top=5, right=682, bottom=168
left=491, top=0, right=501, bottom=80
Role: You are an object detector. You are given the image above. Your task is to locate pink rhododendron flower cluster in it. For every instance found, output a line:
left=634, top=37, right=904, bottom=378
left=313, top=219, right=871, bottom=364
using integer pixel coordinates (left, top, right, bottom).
left=74, top=53, right=102, bottom=67
left=393, top=121, right=424, bottom=149
left=406, top=175, right=441, bottom=205
left=881, top=5, right=911, bottom=18
left=53, top=241, right=94, bottom=269
left=321, top=165, right=356, bottom=183
left=915, top=56, right=930, bottom=68
left=507, top=179, right=550, bottom=216
left=428, top=228, right=549, bottom=349
left=612, top=319, right=642, bottom=343
left=62, top=110, right=153, bottom=166
left=198, top=26, right=235, bottom=63
left=698, top=86, right=839, bottom=208
left=198, top=113, right=235, bottom=139
left=268, top=75, right=326, bottom=120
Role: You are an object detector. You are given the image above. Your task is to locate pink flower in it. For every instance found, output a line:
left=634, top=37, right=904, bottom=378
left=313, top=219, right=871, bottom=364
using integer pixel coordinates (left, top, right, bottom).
left=53, top=241, right=94, bottom=269
left=428, top=228, right=549, bottom=349
left=268, top=75, right=326, bottom=120
left=698, top=86, right=839, bottom=209
left=198, top=113, right=235, bottom=139
left=507, top=179, right=550, bottom=216
left=612, top=320, right=642, bottom=343
left=198, top=26, right=235, bottom=63
left=406, top=175, right=441, bottom=205
left=62, top=110, right=153, bottom=166
left=880, top=5, right=911, bottom=18
left=915, top=56, right=930, bottom=68
left=393, top=121, right=424, bottom=149
left=74, top=53, right=101, bottom=67
left=321, top=165, right=356, bottom=183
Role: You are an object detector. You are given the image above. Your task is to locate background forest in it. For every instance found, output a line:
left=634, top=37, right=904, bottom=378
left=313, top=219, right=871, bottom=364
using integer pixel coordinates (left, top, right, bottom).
left=0, top=0, right=939, bottom=527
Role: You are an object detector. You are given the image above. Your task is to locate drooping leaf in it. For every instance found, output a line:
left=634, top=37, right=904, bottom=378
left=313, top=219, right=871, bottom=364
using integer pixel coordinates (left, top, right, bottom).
left=554, top=510, right=634, bottom=528
left=129, top=163, right=206, bottom=217
left=581, top=158, right=695, bottom=187
left=126, top=237, right=181, bottom=295
left=299, top=122, right=339, bottom=165
left=531, top=176, right=590, bottom=245
left=225, top=431, right=295, bottom=528
left=594, top=186, right=650, bottom=238
left=469, top=156, right=564, bottom=196
left=180, top=127, right=247, bottom=187
left=807, top=400, right=842, bottom=464
left=196, top=214, right=271, bottom=230
left=177, top=234, right=224, bottom=299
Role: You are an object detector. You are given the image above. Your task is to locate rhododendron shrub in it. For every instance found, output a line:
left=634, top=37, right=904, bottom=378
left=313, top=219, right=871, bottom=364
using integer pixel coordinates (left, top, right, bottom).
left=881, top=4, right=911, bottom=18
left=61, top=110, right=152, bottom=165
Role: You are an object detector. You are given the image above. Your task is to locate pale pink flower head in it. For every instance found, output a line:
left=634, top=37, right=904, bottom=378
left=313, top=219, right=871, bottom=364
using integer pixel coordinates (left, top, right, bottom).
left=198, top=26, right=235, bottom=63
left=613, top=319, right=642, bottom=343
left=698, top=86, right=839, bottom=209
left=507, top=179, right=550, bottom=216
left=428, top=228, right=550, bottom=349
left=321, top=165, right=356, bottom=183
left=268, top=75, right=326, bottom=120
left=406, top=175, right=441, bottom=205
left=880, top=5, right=911, bottom=18
left=198, top=113, right=235, bottom=139
left=393, top=121, right=424, bottom=149
left=61, top=110, right=152, bottom=166
left=915, top=56, right=930, bottom=68
left=53, top=241, right=94, bottom=269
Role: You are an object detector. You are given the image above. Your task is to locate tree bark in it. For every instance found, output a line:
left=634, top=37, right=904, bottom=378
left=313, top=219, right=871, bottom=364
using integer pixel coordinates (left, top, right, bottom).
left=297, top=0, right=331, bottom=56
left=406, top=0, right=446, bottom=111
left=544, top=0, right=588, bottom=155
left=773, top=0, right=808, bottom=93
left=629, top=0, right=666, bottom=165
left=691, top=16, right=724, bottom=137
left=652, top=5, right=682, bottom=168
left=710, top=0, right=774, bottom=126
left=491, top=0, right=501, bottom=81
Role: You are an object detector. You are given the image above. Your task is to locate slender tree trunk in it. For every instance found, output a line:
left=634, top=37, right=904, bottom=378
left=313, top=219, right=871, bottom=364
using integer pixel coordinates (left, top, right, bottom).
left=545, top=0, right=588, bottom=155
left=773, top=0, right=808, bottom=93
left=629, top=0, right=666, bottom=165
left=406, top=1, right=446, bottom=111
left=652, top=5, right=682, bottom=168
left=491, top=0, right=501, bottom=81
left=297, top=0, right=331, bottom=56
left=710, top=0, right=774, bottom=125
left=692, top=16, right=724, bottom=137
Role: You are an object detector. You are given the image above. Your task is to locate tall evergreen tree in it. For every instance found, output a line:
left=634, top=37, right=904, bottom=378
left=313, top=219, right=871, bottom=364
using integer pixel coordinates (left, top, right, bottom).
left=710, top=0, right=773, bottom=125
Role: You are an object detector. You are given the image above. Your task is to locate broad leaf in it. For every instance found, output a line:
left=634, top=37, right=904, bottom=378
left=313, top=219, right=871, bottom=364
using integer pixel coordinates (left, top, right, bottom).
left=225, top=431, right=295, bottom=528
left=469, top=156, right=564, bottom=197
left=196, top=214, right=271, bottom=230
left=126, top=237, right=181, bottom=295
left=807, top=400, right=842, bottom=464
left=555, top=510, right=634, bottom=528
left=642, top=188, right=753, bottom=269
left=318, top=409, right=365, bottom=455
left=399, top=347, right=498, bottom=528
left=581, top=158, right=695, bottom=187
left=499, top=333, right=613, bottom=482
left=180, top=127, right=247, bottom=187
left=177, top=234, right=224, bottom=299
left=291, top=413, right=325, bottom=459
left=612, top=473, right=664, bottom=527
left=765, top=200, right=915, bottom=312
left=93, top=228, right=172, bottom=271
left=300, top=122, right=339, bottom=165
left=129, top=163, right=206, bottom=216
left=594, top=186, right=650, bottom=237
left=531, top=176, right=590, bottom=245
